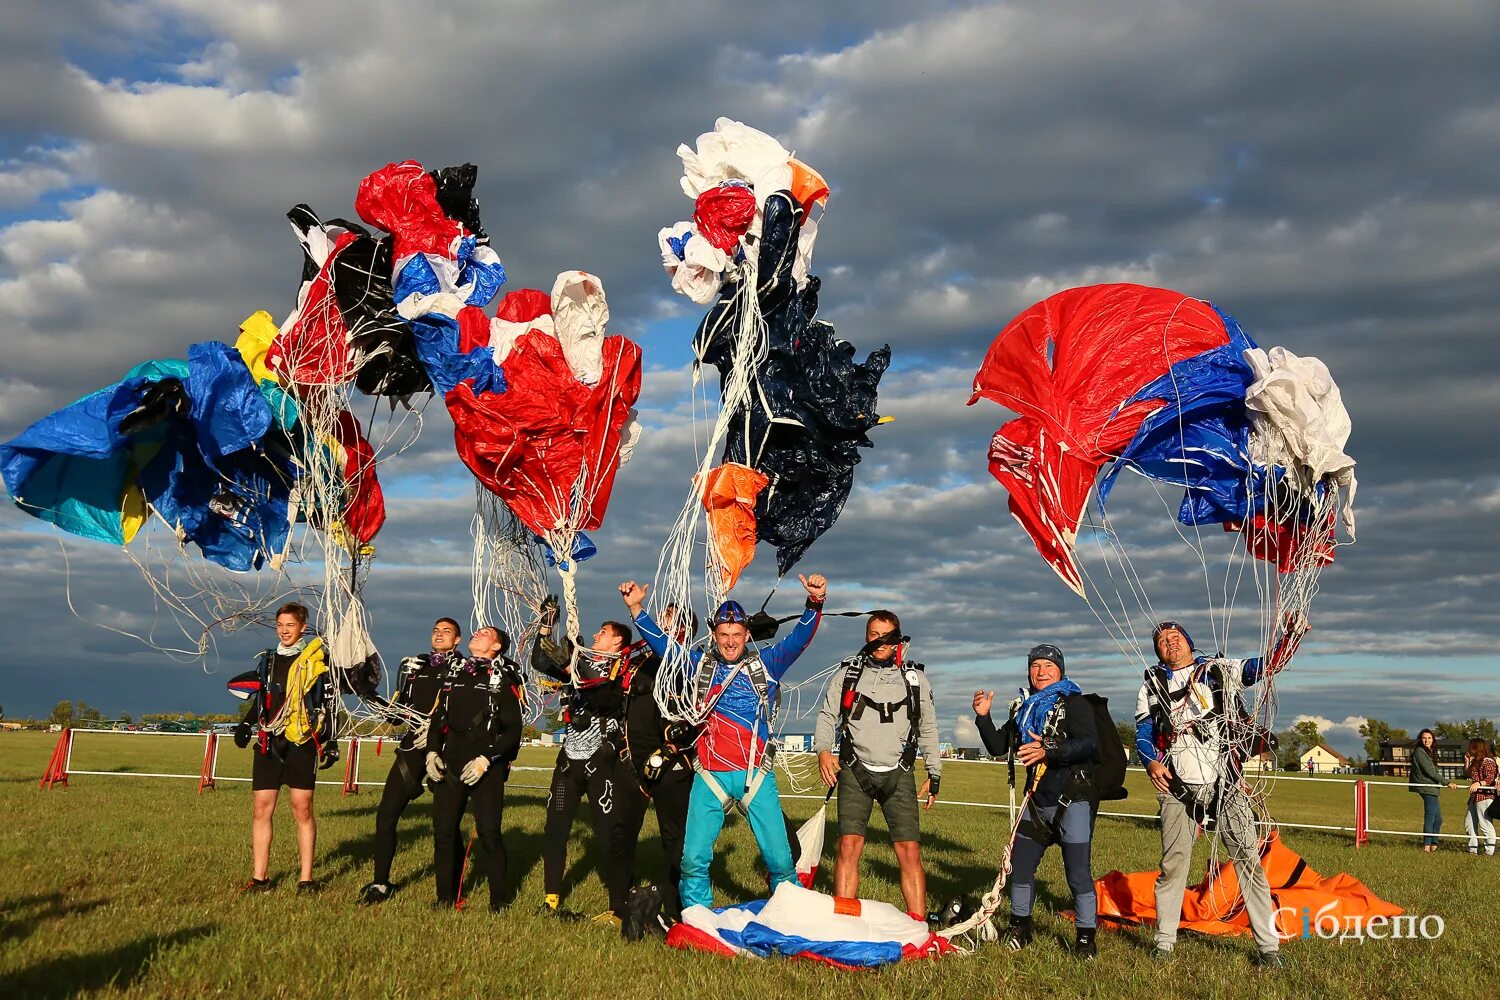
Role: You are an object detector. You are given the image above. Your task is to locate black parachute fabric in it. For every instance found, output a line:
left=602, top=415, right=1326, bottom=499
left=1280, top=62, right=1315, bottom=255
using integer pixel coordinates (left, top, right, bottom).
left=697, top=191, right=890, bottom=576
left=427, top=163, right=487, bottom=241
left=284, top=204, right=431, bottom=399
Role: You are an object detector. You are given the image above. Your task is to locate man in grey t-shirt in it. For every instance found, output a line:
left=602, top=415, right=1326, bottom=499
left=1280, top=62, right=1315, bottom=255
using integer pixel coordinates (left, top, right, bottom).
left=814, top=610, right=940, bottom=918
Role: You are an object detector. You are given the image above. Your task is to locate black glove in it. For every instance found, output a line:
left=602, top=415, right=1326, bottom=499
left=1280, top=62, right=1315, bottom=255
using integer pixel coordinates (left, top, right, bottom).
left=927, top=775, right=941, bottom=798
left=319, top=743, right=340, bottom=770
left=232, top=722, right=252, bottom=749
left=539, top=594, right=560, bottom=633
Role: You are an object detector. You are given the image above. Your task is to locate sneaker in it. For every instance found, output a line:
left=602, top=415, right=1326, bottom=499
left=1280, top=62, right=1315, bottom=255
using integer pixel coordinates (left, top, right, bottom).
left=592, top=910, right=623, bottom=930
left=1074, top=929, right=1097, bottom=960
left=1004, top=915, right=1033, bottom=951
left=1253, top=950, right=1285, bottom=969
left=240, top=877, right=272, bottom=895
left=537, top=899, right=585, bottom=922
left=296, top=880, right=321, bottom=896
left=1151, top=946, right=1176, bottom=963
left=432, top=898, right=459, bottom=911
left=358, top=882, right=392, bottom=906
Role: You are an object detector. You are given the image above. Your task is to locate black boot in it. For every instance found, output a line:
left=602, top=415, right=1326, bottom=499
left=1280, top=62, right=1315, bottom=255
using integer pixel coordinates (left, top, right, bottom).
left=1074, top=927, right=1097, bottom=959
left=1005, top=915, right=1033, bottom=950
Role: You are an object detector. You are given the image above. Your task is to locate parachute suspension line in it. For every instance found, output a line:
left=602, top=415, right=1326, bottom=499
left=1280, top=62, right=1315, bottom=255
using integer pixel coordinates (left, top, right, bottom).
left=652, top=252, right=769, bottom=724
left=466, top=489, right=547, bottom=722
left=938, top=784, right=1041, bottom=949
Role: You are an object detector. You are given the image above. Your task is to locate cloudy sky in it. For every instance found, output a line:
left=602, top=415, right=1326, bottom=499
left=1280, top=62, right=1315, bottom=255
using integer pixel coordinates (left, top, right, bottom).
left=2, top=0, right=1496, bottom=756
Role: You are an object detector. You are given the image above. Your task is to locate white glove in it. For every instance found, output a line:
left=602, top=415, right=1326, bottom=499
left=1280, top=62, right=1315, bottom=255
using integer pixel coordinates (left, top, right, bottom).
left=461, top=756, right=491, bottom=785
left=425, top=751, right=445, bottom=783
left=410, top=717, right=431, bottom=750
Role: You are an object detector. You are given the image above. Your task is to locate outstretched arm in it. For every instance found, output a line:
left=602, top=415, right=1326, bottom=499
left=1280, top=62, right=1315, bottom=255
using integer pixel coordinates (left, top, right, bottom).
left=761, top=573, right=827, bottom=679
left=972, top=690, right=1012, bottom=758
left=531, top=634, right=573, bottom=683
left=1243, top=612, right=1311, bottom=685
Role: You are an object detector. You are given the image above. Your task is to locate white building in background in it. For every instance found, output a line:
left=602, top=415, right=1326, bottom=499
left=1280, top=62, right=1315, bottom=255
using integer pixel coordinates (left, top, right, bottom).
left=780, top=734, right=811, bottom=753
left=1300, top=743, right=1352, bottom=773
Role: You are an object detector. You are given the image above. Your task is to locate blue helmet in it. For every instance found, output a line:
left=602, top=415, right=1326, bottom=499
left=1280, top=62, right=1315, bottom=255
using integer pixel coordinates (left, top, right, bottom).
left=1152, top=621, right=1195, bottom=655
left=711, top=600, right=749, bottom=627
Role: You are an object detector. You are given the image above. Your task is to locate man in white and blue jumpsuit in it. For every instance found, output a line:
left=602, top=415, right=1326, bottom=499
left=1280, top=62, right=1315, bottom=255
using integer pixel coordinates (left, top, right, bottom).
left=621, top=573, right=825, bottom=910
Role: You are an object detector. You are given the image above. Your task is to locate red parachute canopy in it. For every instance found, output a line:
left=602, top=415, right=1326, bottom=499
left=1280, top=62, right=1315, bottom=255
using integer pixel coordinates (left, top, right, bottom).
left=446, top=288, right=640, bottom=538
left=353, top=160, right=464, bottom=260
left=266, top=228, right=362, bottom=387
left=968, top=284, right=1228, bottom=595
left=329, top=408, right=385, bottom=544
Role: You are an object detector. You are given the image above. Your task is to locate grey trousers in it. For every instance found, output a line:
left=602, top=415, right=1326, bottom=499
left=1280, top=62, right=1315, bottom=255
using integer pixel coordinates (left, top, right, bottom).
left=1154, top=783, right=1280, bottom=953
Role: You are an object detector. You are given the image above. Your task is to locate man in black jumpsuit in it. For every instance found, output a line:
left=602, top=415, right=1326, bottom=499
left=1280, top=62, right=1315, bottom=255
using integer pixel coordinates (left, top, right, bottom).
left=531, top=599, right=635, bottom=926
left=425, top=625, right=523, bottom=911
left=359, top=617, right=464, bottom=905
left=617, top=604, right=698, bottom=933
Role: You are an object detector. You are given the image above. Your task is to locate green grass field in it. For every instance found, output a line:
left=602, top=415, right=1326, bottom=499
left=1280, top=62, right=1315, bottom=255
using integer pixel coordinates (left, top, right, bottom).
left=1, top=730, right=1493, bottom=999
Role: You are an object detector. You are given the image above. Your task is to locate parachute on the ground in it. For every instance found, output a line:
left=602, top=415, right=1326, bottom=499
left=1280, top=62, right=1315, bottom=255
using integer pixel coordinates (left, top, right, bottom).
left=668, top=881, right=954, bottom=968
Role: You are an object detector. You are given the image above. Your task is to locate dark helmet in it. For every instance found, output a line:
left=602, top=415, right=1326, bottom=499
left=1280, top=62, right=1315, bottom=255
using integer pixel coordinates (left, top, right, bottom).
left=1151, top=621, right=1195, bottom=655
left=711, top=600, right=749, bottom=628
left=1027, top=643, right=1065, bottom=674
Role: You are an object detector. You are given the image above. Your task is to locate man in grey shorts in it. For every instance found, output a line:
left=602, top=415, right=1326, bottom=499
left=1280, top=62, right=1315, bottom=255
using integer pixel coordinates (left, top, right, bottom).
left=814, top=611, right=940, bottom=918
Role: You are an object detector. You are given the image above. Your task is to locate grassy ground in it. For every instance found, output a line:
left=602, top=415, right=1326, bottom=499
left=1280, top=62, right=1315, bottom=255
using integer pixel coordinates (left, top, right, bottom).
left=1, top=731, right=1493, bottom=999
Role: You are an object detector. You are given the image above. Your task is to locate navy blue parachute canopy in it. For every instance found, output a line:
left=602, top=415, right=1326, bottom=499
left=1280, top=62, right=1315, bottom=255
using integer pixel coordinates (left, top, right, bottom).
left=695, top=191, right=891, bottom=576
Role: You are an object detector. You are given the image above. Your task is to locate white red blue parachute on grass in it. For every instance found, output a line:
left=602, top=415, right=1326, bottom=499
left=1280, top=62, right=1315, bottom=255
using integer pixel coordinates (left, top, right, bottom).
left=668, top=881, right=955, bottom=968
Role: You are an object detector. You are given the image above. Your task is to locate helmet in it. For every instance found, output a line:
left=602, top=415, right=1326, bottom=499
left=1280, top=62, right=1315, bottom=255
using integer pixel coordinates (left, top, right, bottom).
left=711, top=600, right=749, bottom=628
left=1151, top=621, right=1195, bottom=653
left=1026, top=643, right=1065, bottom=673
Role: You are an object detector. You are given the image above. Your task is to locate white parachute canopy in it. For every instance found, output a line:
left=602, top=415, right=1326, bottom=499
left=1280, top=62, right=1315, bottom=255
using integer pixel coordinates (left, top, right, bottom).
left=1243, top=345, right=1358, bottom=537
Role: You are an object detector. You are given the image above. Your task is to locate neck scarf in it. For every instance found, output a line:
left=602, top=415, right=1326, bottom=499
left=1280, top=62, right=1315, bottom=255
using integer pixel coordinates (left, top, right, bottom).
left=1015, top=677, right=1082, bottom=740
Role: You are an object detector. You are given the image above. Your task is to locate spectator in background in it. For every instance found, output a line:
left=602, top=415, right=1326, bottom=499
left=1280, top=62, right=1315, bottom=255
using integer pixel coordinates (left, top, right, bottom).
left=1407, top=729, right=1455, bottom=852
left=1462, top=737, right=1497, bottom=857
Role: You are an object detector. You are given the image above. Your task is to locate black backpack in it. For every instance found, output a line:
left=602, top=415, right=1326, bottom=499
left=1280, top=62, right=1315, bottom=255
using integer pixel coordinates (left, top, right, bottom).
left=1079, top=693, right=1128, bottom=802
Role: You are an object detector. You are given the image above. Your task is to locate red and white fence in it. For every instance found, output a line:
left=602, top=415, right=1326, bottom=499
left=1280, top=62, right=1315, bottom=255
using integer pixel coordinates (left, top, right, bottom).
left=38, top=729, right=1494, bottom=847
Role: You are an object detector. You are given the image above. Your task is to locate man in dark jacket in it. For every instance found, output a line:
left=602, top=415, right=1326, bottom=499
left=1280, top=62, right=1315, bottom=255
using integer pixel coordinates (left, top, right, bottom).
left=617, top=605, right=698, bottom=930
left=973, top=644, right=1099, bottom=957
left=531, top=603, right=636, bottom=926
left=359, top=617, right=464, bottom=905
left=425, top=625, right=523, bottom=911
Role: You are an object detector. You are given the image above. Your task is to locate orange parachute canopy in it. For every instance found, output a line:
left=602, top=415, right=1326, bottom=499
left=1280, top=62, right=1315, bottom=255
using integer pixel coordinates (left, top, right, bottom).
left=1091, top=831, right=1402, bottom=939
left=701, top=463, right=769, bottom=592
left=789, top=157, right=830, bottom=214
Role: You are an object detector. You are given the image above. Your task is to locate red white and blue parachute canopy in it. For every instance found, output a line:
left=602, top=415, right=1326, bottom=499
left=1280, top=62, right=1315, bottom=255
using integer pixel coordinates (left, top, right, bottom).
left=969, top=283, right=1355, bottom=596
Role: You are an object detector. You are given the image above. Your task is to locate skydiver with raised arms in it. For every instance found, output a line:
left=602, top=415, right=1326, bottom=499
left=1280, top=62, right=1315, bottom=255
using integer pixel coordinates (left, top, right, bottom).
left=621, top=572, right=825, bottom=912
left=531, top=597, right=638, bottom=926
